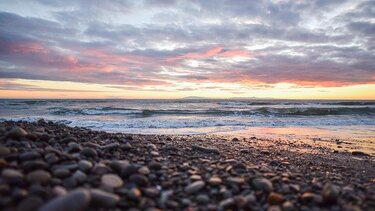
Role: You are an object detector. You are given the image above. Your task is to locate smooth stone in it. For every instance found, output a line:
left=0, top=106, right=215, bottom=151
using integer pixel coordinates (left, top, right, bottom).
left=27, top=170, right=51, bottom=184
left=128, top=187, right=142, bottom=200
left=185, top=181, right=205, bottom=194
left=101, top=143, right=119, bottom=150
left=144, top=187, right=160, bottom=198
left=268, top=192, right=285, bottom=205
left=121, top=164, right=138, bottom=177
left=80, top=148, right=97, bottom=158
left=17, top=196, right=44, bottom=211
left=2, top=168, right=24, bottom=183
left=192, top=145, right=220, bottom=154
left=240, top=149, right=250, bottom=153
left=219, top=198, right=235, bottom=209
left=53, top=168, right=71, bottom=178
left=190, top=175, right=202, bottom=181
left=138, top=166, right=150, bottom=175
left=52, top=186, right=68, bottom=197
left=101, top=174, right=123, bottom=188
left=78, top=160, right=92, bottom=172
left=322, top=183, right=340, bottom=204
left=282, top=201, right=295, bottom=211
left=7, top=127, right=28, bottom=140
left=120, top=143, right=132, bottom=150
left=149, top=161, right=162, bottom=170
left=208, top=176, right=222, bottom=186
left=39, top=189, right=91, bottom=211
left=20, top=151, right=41, bottom=161
left=91, top=163, right=111, bottom=175
left=267, top=205, right=282, bottom=211
left=351, top=151, right=370, bottom=156
left=61, top=136, right=77, bottom=143
left=227, top=177, right=245, bottom=184
left=72, top=170, right=87, bottom=183
left=253, top=178, right=273, bottom=191
left=196, top=194, right=210, bottom=204
left=90, top=189, right=120, bottom=208
left=129, top=174, right=148, bottom=187
left=68, top=142, right=81, bottom=152
left=21, top=160, right=48, bottom=172
left=0, top=146, right=10, bottom=156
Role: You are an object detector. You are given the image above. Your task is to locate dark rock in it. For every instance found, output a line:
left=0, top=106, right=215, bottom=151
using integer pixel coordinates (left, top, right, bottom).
left=0, top=146, right=10, bottom=156
left=2, top=168, right=24, bottom=183
left=185, top=181, right=205, bottom=194
left=90, top=189, right=120, bottom=208
left=20, top=151, right=41, bottom=161
left=351, top=151, right=370, bottom=156
left=253, top=178, right=273, bottom=192
left=7, top=127, right=28, bottom=140
left=26, top=170, right=51, bottom=184
left=78, top=160, right=92, bottom=172
left=322, top=183, right=340, bottom=204
left=101, top=174, right=123, bottom=188
left=129, top=174, right=148, bottom=187
left=80, top=148, right=97, bottom=158
left=39, top=189, right=91, bottom=211
left=192, top=145, right=220, bottom=154
left=53, top=168, right=71, bottom=178
left=68, top=142, right=81, bottom=152
left=21, top=160, right=48, bottom=172
left=268, top=192, right=285, bottom=205
left=301, top=192, right=323, bottom=204
left=128, top=187, right=142, bottom=200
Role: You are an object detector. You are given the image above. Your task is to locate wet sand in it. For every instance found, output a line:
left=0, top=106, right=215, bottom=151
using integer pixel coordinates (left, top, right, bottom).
left=0, top=120, right=374, bottom=210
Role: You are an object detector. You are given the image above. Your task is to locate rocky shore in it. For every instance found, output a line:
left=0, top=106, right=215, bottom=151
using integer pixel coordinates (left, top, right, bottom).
left=0, top=120, right=374, bottom=211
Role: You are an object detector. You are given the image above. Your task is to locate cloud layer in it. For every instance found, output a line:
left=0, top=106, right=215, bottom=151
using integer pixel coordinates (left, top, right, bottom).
left=0, top=0, right=374, bottom=91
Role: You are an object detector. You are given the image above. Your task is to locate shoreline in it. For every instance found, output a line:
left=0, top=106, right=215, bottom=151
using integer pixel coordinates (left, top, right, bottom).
left=1, top=120, right=374, bottom=210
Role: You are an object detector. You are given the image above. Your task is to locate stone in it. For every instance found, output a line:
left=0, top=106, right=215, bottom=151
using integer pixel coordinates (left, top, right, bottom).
left=2, top=168, right=24, bottom=183
left=240, top=149, right=250, bottom=153
left=253, top=178, right=273, bottom=192
left=351, top=151, right=370, bottom=156
left=101, top=174, right=123, bottom=188
left=196, top=194, right=210, bottom=204
left=80, top=148, right=97, bottom=158
left=268, top=192, right=285, bottom=205
left=90, top=189, right=120, bottom=208
left=322, top=183, right=340, bottom=204
left=121, top=164, right=138, bottom=177
left=232, top=137, right=239, bottom=142
left=301, top=192, right=323, bottom=204
left=128, top=187, right=142, bottom=200
left=21, top=160, right=48, bottom=172
left=0, top=146, right=10, bottom=156
left=149, top=161, right=162, bottom=170
left=227, top=177, right=245, bottom=185
left=78, top=160, right=92, bottom=172
left=7, top=127, right=28, bottom=140
left=208, top=176, right=222, bottom=186
left=68, top=142, right=81, bottom=152
left=20, top=151, right=41, bottom=161
left=27, top=170, right=51, bottom=184
left=267, top=205, right=282, bottom=211
left=17, top=196, right=44, bottom=211
left=219, top=198, right=235, bottom=209
left=39, top=189, right=91, bottom=211
left=185, top=181, right=205, bottom=194
left=72, top=170, right=87, bottom=183
left=53, top=168, right=71, bottom=178
left=129, top=174, right=149, bottom=187
left=52, top=186, right=67, bottom=197
left=282, top=201, right=295, bottom=211
left=101, top=143, right=119, bottom=150
left=144, top=187, right=160, bottom=198
left=138, top=166, right=150, bottom=175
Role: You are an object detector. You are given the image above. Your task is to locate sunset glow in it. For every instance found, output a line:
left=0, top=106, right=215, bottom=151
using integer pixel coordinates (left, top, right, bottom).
left=0, top=0, right=374, bottom=99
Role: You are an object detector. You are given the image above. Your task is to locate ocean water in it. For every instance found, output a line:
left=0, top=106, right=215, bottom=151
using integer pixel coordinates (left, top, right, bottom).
left=1, top=99, right=374, bottom=141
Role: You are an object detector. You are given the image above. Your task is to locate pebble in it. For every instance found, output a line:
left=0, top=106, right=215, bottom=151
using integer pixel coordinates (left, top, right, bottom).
left=39, top=189, right=91, bottom=211
left=128, top=187, right=142, bottom=200
left=53, top=168, right=71, bottom=178
left=27, top=170, right=51, bottom=184
left=68, top=142, right=81, bottom=152
left=227, top=177, right=245, bottom=184
left=322, top=183, right=340, bottom=204
left=101, top=174, right=123, bottom=188
left=208, top=176, right=222, bottom=185
left=72, top=170, right=87, bottom=183
left=196, top=194, right=210, bottom=204
left=80, top=148, right=97, bottom=158
left=144, top=187, right=160, bottom=198
left=20, top=151, right=41, bottom=161
left=185, top=181, right=205, bottom=194
left=240, top=149, right=250, bottom=153
left=7, top=127, right=28, bottom=140
left=268, top=192, right=285, bottom=205
left=138, top=166, right=150, bottom=175
left=2, top=168, right=24, bottom=183
left=129, top=174, right=149, bottom=187
left=253, top=178, right=273, bottom=191
left=192, top=145, right=220, bottom=154
left=351, top=151, right=370, bottom=156
left=219, top=198, right=235, bottom=209
left=21, top=160, right=48, bottom=172
left=78, top=160, right=92, bottom=172
left=0, top=146, right=10, bottom=156
left=301, top=192, right=323, bottom=204
left=90, top=189, right=120, bottom=208
left=282, top=201, right=294, bottom=211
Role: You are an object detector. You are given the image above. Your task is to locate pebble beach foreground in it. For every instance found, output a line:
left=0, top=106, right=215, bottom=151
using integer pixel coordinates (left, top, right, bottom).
left=0, top=120, right=374, bottom=211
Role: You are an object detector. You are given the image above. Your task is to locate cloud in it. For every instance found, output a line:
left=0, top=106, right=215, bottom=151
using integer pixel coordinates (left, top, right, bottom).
left=0, top=0, right=374, bottom=91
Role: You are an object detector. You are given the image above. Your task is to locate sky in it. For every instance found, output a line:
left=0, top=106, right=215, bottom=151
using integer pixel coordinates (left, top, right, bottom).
left=0, top=0, right=374, bottom=99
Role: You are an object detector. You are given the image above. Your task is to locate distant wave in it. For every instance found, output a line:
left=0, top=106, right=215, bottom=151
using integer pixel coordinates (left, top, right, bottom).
left=48, top=106, right=375, bottom=116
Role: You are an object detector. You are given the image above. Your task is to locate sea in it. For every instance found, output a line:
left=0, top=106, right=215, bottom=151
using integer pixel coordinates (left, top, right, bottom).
left=1, top=99, right=374, bottom=143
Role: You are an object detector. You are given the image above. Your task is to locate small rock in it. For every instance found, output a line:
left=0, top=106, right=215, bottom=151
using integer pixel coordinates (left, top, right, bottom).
left=20, top=151, right=41, bottom=161
left=192, top=145, right=220, bottom=154
left=138, top=166, right=150, bottom=175
left=232, top=137, right=239, bottom=142
left=68, top=142, right=81, bottom=152
left=53, top=168, right=71, bottom=178
left=268, top=192, right=285, bottom=205
left=196, top=194, right=210, bottom=204
left=301, top=192, right=323, bottom=204
left=0, top=146, right=10, bottom=156
left=282, top=201, right=295, bottom=211
left=7, top=127, right=28, bottom=140
left=185, top=181, right=205, bottom=194
left=2, top=168, right=24, bottom=183
left=128, top=187, right=142, bottom=200
left=322, top=183, right=340, bottom=204
left=21, top=160, right=48, bottom=172
left=219, top=198, right=235, bottom=209
left=39, top=189, right=90, bottom=211
left=120, top=143, right=132, bottom=150
left=240, top=149, right=250, bottom=153
left=253, top=178, right=273, bottom=191
left=78, top=160, right=92, bottom=172
left=90, top=189, right=120, bottom=208
left=228, top=176, right=246, bottom=184
left=27, top=170, right=51, bottom=184
left=149, top=161, right=162, bottom=170
left=80, top=148, right=97, bottom=158
left=267, top=205, right=282, bottom=211
left=144, top=187, right=160, bottom=198
left=72, top=170, right=87, bottom=183
left=101, top=174, right=123, bottom=188
left=208, top=176, right=222, bottom=186
left=129, top=174, right=149, bottom=187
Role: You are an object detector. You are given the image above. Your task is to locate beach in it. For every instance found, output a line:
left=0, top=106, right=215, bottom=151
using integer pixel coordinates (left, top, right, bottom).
left=0, top=120, right=374, bottom=210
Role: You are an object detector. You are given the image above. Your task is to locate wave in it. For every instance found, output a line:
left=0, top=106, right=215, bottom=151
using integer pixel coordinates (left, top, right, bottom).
left=48, top=106, right=375, bottom=116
